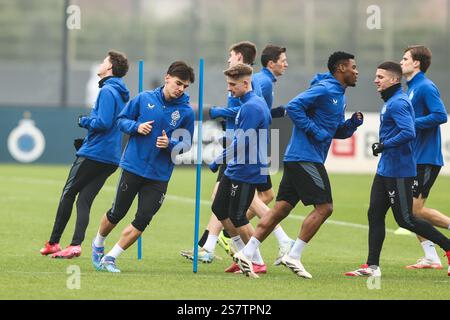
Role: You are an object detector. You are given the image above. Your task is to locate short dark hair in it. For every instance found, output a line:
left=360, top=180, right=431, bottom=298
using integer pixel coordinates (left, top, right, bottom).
left=261, top=45, right=286, bottom=67
left=377, top=61, right=403, bottom=80
left=108, top=50, right=129, bottom=78
left=167, top=61, right=195, bottom=83
left=223, top=63, right=253, bottom=80
left=404, top=45, right=432, bottom=73
left=229, top=41, right=257, bottom=65
left=327, top=51, right=355, bottom=74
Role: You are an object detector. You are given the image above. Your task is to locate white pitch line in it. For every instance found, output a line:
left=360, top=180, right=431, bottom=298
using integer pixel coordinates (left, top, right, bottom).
left=1, top=175, right=409, bottom=235
left=123, top=194, right=403, bottom=235
left=285, top=213, right=403, bottom=234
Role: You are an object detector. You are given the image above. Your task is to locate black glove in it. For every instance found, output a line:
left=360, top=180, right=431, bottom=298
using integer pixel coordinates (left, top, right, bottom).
left=74, top=138, right=84, bottom=151
left=220, top=120, right=226, bottom=132
left=270, top=105, right=286, bottom=118
left=350, top=111, right=364, bottom=127
left=372, top=142, right=384, bottom=156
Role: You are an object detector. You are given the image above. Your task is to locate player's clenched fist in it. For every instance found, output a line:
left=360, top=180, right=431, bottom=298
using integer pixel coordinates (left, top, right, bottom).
left=137, top=121, right=154, bottom=135
left=156, top=130, right=169, bottom=148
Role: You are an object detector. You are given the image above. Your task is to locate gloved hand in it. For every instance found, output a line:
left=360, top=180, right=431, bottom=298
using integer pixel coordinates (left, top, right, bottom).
left=209, top=161, right=219, bottom=173
left=78, top=115, right=88, bottom=128
left=270, top=105, right=286, bottom=118
left=350, top=111, right=364, bottom=127
left=220, top=120, right=226, bottom=131
left=73, top=138, right=84, bottom=151
left=372, top=142, right=384, bottom=156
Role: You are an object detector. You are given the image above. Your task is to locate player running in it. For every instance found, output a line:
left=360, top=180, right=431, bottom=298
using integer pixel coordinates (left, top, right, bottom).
left=400, top=45, right=450, bottom=270
left=345, top=61, right=450, bottom=278
left=91, top=61, right=195, bottom=273
left=40, top=51, right=129, bottom=259
left=209, top=63, right=271, bottom=277
left=180, top=42, right=293, bottom=270
left=233, top=51, right=364, bottom=278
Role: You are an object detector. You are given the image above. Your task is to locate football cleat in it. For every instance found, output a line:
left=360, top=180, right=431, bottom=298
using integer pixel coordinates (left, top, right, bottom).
left=252, top=263, right=267, bottom=274
left=405, top=258, right=442, bottom=270
left=394, top=227, right=412, bottom=235
left=217, top=230, right=236, bottom=257
left=233, top=262, right=267, bottom=274
left=51, top=245, right=81, bottom=259
left=281, top=254, right=312, bottom=279
left=225, top=262, right=241, bottom=273
left=274, top=239, right=295, bottom=266
left=345, top=264, right=381, bottom=277
left=446, top=251, right=450, bottom=276
left=92, top=241, right=104, bottom=270
left=99, top=256, right=121, bottom=273
left=40, top=241, right=61, bottom=256
left=180, top=247, right=220, bottom=263
left=233, top=251, right=259, bottom=278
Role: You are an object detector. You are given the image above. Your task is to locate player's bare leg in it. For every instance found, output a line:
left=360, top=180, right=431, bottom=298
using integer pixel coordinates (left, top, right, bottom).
left=97, top=214, right=117, bottom=238
left=407, top=196, right=450, bottom=269
left=117, top=224, right=142, bottom=250
left=413, top=195, right=450, bottom=229
left=298, top=203, right=333, bottom=242
left=247, top=195, right=295, bottom=264
left=252, top=200, right=294, bottom=242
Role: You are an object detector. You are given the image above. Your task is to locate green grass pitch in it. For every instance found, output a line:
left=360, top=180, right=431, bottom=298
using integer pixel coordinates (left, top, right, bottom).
left=0, top=164, right=449, bottom=300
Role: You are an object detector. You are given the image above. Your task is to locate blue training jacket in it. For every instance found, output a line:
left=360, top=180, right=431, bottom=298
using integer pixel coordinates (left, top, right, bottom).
left=118, top=87, right=195, bottom=181
left=407, top=72, right=447, bottom=167
left=377, top=86, right=416, bottom=178
left=77, top=77, right=130, bottom=165
left=209, top=75, right=265, bottom=134
left=253, top=67, right=276, bottom=109
left=214, top=91, right=271, bottom=184
left=284, top=72, right=359, bottom=164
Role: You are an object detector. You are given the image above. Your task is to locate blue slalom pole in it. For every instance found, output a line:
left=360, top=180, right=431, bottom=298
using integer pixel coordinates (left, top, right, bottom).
left=193, top=59, right=204, bottom=273
left=137, top=59, right=144, bottom=261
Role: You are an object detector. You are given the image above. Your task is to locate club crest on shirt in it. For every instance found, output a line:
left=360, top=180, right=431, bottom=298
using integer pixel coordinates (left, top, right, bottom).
left=170, top=110, right=180, bottom=126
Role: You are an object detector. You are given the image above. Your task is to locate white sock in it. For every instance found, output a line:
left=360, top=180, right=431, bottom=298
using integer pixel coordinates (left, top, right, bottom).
left=94, top=232, right=106, bottom=247
left=421, top=240, right=441, bottom=263
left=231, top=236, right=245, bottom=251
left=106, top=244, right=124, bottom=259
left=242, top=236, right=260, bottom=259
left=252, top=248, right=264, bottom=265
left=203, top=235, right=218, bottom=253
left=288, top=238, right=308, bottom=260
left=273, top=226, right=291, bottom=245
left=447, top=224, right=450, bottom=230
